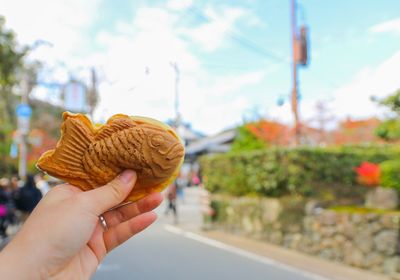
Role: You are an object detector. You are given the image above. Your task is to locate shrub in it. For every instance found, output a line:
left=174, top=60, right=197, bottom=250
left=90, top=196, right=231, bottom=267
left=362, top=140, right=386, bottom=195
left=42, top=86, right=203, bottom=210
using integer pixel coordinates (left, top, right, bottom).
left=380, top=160, right=400, bottom=191
left=200, top=147, right=394, bottom=197
left=355, top=162, right=380, bottom=187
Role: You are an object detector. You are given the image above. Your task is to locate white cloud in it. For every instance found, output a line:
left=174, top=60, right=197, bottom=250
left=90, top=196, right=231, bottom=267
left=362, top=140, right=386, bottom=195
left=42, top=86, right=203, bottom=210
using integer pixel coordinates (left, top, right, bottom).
left=178, top=72, right=265, bottom=134
left=369, top=18, right=400, bottom=35
left=1, top=1, right=269, bottom=135
left=268, top=51, right=400, bottom=129
left=90, top=6, right=266, bottom=134
left=182, top=6, right=247, bottom=52
left=1, top=0, right=99, bottom=58
left=267, top=50, right=400, bottom=128
left=331, top=50, right=400, bottom=120
left=197, top=96, right=252, bottom=133
left=206, top=71, right=264, bottom=96
left=267, top=98, right=318, bottom=128
left=267, top=102, right=293, bottom=124
left=167, top=0, right=193, bottom=11
left=0, top=0, right=101, bottom=86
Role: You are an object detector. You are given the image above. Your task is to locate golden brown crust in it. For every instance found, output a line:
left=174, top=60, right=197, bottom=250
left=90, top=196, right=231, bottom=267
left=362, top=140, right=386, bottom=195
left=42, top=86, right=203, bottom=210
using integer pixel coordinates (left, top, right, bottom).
left=37, top=112, right=185, bottom=202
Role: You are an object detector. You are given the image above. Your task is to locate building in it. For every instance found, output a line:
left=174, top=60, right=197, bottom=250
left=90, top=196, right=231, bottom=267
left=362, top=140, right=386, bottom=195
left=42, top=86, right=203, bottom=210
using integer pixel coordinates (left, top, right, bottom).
left=185, top=129, right=237, bottom=162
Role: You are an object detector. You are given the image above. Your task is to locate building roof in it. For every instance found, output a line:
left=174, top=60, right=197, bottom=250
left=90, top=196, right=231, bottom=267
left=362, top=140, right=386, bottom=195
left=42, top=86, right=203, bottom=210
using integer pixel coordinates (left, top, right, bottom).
left=185, top=129, right=236, bottom=155
left=177, top=125, right=203, bottom=141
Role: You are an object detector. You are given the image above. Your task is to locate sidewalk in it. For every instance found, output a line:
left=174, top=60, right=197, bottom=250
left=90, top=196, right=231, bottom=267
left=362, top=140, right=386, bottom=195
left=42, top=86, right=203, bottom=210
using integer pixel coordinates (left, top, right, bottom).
left=185, top=227, right=391, bottom=280
left=163, top=187, right=392, bottom=280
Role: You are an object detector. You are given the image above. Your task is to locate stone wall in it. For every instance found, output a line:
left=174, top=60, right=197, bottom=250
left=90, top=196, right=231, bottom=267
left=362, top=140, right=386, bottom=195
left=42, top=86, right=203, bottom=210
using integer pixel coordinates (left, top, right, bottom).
left=297, top=211, right=399, bottom=274
left=210, top=196, right=400, bottom=276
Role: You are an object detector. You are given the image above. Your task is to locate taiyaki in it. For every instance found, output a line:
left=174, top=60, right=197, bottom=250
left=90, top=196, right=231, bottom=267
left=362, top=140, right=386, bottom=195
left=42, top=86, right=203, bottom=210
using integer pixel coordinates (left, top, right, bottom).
left=37, top=112, right=185, bottom=202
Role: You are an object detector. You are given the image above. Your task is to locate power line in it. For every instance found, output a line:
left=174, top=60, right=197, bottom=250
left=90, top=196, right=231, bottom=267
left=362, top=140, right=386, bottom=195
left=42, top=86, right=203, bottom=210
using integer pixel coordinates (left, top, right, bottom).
left=187, top=4, right=342, bottom=90
left=201, top=61, right=277, bottom=70
left=186, top=6, right=289, bottom=64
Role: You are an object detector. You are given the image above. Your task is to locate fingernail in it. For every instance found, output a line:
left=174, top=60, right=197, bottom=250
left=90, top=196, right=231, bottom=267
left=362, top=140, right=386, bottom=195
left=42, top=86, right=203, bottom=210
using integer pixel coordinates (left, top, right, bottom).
left=119, top=170, right=136, bottom=184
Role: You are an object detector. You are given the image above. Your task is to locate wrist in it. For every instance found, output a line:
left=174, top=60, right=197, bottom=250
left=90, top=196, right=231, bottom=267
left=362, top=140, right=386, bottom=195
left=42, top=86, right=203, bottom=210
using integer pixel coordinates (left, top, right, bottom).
left=0, top=239, right=43, bottom=280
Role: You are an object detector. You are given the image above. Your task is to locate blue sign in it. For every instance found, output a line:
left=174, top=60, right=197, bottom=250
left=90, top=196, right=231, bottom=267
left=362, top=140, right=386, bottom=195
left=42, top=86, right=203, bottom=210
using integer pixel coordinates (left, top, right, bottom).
left=10, top=143, right=18, bottom=159
left=16, top=104, right=32, bottom=118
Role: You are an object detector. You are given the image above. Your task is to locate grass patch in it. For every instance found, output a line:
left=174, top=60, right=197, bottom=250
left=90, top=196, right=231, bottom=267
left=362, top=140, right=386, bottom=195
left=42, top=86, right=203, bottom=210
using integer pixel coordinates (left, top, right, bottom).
left=330, top=205, right=400, bottom=215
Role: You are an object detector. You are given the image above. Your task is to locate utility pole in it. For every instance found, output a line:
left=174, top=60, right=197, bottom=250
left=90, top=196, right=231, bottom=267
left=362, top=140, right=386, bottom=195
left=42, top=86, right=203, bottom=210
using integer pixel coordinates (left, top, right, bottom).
left=17, top=73, right=32, bottom=180
left=290, top=0, right=309, bottom=146
left=170, top=62, right=186, bottom=145
left=88, top=67, right=98, bottom=119
left=290, top=0, right=300, bottom=146
left=170, top=62, right=181, bottom=127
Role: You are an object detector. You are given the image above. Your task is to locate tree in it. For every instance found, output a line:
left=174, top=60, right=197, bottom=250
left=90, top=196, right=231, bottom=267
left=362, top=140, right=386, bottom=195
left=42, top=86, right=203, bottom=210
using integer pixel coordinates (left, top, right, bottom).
left=309, top=101, right=335, bottom=144
left=230, top=125, right=267, bottom=152
left=334, top=117, right=381, bottom=145
left=0, top=16, right=28, bottom=123
left=230, top=119, right=293, bottom=152
left=375, top=89, right=400, bottom=141
left=0, top=16, right=29, bottom=175
left=379, top=90, right=400, bottom=116
left=246, top=119, right=291, bottom=146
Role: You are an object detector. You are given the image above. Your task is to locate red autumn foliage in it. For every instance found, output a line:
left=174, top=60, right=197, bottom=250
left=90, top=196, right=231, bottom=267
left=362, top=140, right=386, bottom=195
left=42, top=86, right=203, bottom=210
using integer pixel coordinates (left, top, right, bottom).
left=246, top=120, right=291, bottom=146
left=355, top=162, right=380, bottom=187
left=245, top=117, right=383, bottom=147
left=333, top=117, right=382, bottom=145
left=27, top=129, right=58, bottom=163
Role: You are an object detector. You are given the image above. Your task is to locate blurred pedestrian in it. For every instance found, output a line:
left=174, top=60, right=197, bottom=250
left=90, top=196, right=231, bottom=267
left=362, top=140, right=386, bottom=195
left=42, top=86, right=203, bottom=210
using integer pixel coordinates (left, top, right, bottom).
left=13, top=174, right=42, bottom=220
left=191, top=170, right=201, bottom=186
left=165, top=182, right=178, bottom=223
left=34, top=173, right=51, bottom=197
left=0, top=178, right=11, bottom=238
left=176, top=172, right=185, bottom=202
left=10, top=175, right=19, bottom=191
left=5, top=175, right=19, bottom=225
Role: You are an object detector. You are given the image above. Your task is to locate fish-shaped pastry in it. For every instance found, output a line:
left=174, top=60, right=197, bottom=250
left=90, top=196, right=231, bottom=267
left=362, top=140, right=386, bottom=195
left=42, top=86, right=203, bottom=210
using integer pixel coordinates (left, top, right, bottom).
left=37, top=112, right=185, bottom=202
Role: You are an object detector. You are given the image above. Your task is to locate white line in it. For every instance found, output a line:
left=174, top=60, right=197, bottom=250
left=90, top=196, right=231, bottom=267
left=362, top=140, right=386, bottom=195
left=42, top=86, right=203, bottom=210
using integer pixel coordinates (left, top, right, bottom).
left=164, top=224, right=329, bottom=280
left=164, top=224, right=184, bottom=234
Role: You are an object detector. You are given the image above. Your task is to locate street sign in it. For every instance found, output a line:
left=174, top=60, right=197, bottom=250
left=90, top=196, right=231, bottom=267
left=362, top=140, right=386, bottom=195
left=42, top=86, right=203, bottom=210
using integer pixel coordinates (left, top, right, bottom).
left=10, top=143, right=18, bottom=159
left=16, top=103, right=32, bottom=135
left=64, top=81, right=87, bottom=112
left=16, top=103, right=32, bottom=118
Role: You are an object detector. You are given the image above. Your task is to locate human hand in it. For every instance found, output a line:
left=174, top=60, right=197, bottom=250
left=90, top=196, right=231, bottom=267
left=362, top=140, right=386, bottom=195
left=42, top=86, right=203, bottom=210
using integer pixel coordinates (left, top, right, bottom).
left=0, top=170, right=163, bottom=280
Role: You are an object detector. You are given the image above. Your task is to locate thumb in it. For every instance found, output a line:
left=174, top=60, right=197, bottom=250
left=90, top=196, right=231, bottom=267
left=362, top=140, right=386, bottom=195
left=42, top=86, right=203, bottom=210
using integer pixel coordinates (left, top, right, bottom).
left=81, top=170, right=137, bottom=215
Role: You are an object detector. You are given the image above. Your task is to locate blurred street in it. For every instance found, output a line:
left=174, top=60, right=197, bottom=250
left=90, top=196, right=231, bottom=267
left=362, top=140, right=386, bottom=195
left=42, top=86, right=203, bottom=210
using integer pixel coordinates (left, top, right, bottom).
left=93, top=188, right=321, bottom=280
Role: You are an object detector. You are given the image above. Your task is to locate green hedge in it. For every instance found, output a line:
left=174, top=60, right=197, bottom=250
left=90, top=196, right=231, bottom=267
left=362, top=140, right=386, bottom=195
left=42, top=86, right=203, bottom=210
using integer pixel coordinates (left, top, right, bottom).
left=200, top=147, right=394, bottom=197
left=381, top=160, right=400, bottom=191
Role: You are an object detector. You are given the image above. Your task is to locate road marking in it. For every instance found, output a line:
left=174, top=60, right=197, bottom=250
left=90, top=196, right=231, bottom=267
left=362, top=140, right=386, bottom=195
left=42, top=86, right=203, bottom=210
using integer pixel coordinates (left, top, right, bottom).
left=164, top=224, right=330, bottom=280
left=97, top=263, right=121, bottom=272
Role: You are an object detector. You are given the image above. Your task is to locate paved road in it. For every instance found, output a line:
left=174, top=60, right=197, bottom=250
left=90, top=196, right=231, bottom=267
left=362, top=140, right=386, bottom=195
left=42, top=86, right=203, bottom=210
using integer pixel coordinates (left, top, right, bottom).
left=93, top=188, right=320, bottom=280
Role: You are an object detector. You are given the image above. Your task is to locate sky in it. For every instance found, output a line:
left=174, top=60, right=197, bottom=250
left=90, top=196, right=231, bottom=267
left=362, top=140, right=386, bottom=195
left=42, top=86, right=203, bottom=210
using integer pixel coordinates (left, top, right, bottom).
left=1, top=0, right=400, bottom=135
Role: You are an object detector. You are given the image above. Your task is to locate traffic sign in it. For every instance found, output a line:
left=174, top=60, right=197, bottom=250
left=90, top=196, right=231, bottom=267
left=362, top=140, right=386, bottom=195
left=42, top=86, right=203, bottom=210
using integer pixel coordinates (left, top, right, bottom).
left=16, top=103, right=32, bottom=118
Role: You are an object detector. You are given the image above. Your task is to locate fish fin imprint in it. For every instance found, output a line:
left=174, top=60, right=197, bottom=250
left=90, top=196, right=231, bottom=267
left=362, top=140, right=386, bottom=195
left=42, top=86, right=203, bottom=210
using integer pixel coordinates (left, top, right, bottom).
left=95, top=115, right=136, bottom=140
left=37, top=112, right=95, bottom=189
